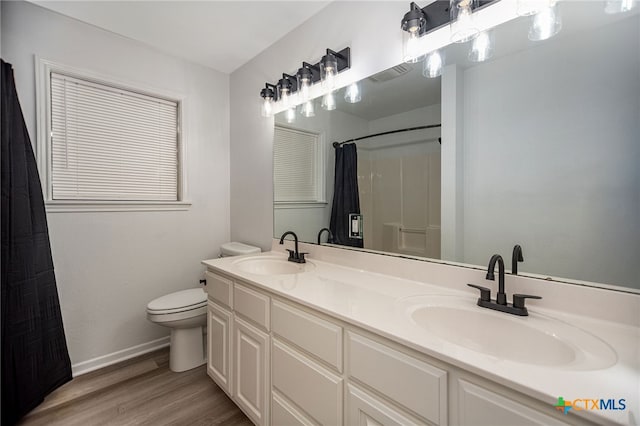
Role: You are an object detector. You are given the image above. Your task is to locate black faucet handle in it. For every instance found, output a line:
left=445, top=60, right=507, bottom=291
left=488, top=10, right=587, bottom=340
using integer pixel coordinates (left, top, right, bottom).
left=512, top=294, right=542, bottom=309
left=298, top=252, right=308, bottom=263
left=286, top=249, right=295, bottom=260
left=467, top=284, right=491, bottom=302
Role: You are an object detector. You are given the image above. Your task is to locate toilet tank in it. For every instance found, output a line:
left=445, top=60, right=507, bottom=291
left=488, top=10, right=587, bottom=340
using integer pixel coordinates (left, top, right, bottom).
left=220, top=242, right=261, bottom=257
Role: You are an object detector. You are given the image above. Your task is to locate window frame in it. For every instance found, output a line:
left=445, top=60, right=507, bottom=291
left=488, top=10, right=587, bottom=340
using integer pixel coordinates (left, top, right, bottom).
left=273, top=124, right=327, bottom=209
left=35, top=58, right=191, bottom=212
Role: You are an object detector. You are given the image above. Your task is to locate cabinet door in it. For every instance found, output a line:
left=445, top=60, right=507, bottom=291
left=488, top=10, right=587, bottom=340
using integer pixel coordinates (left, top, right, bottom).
left=207, top=301, right=232, bottom=396
left=234, top=316, right=269, bottom=426
left=457, top=379, right=569, bottom=426
left=347, top=383, right=428, bottom=426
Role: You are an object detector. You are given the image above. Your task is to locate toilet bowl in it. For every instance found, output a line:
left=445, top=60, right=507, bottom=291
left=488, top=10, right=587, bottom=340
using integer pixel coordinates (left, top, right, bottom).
left=147, top=242, right=260, bottom=373
left=147, top=288, right=207, bottom=372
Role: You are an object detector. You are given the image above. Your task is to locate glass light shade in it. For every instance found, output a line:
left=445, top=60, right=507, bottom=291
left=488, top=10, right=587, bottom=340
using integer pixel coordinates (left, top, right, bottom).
left=403, top=29, right=425, bottom=63
left=298, top=73, right=312, bottom=102
left=320, top=54, right=338, bottom=91
left=423, top=50, right=444, bottom=78
left=605, top=0, right=637, bottom=13
left=469, top=30, right=494, bottom=62
left=321, top=92, right=337, bottom=111
left=301, top=100, right=315, bottom=118
left=344, top=82, right=361, bottom=104
left=261, top=98, right=273, bottom=118
left=529, top=3, right=562, bottom=41
left=285, top=108, right=296, bottom=123
left=450, top=0, right=479, bottom=43
left=517, top=0, right=556, bottom=16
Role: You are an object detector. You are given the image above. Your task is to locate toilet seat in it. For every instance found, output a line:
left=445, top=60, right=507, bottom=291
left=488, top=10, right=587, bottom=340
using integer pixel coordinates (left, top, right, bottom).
left=147, top=288, right=207, bottom=315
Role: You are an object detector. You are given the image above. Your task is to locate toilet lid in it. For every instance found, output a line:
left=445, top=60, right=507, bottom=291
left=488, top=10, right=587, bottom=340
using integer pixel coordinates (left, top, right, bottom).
left=147, top=288, right=207, bottom=314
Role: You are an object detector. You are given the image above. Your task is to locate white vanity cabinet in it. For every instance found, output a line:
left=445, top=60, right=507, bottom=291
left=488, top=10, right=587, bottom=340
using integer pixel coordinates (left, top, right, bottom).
left=205, top=272, right=270, bottom=426
left=205, top=267, right=591, bottom=426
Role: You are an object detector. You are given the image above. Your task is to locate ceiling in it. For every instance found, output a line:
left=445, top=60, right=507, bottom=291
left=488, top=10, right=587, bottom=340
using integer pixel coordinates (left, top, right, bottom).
left=29, top=1, right=331, bottom=74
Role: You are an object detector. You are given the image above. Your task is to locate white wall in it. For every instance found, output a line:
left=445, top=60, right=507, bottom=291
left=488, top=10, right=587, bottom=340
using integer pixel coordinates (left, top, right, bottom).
left=458, top=16, right=640, bottom=288
left=230, top=1, right=411, bottom=251
left=1, top=1, right=231, bottom=367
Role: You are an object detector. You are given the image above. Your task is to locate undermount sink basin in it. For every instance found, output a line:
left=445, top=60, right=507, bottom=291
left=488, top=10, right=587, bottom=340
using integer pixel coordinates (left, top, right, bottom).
left=399, top=295, right=617, bottom=370
left=232, top=256, right=314, bottom=276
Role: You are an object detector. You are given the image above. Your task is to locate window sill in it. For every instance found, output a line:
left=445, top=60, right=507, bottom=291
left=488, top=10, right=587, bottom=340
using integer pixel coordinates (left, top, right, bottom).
left=274, top=201, right=328, bottom=210
left=45, top=200, right=192, bottom=213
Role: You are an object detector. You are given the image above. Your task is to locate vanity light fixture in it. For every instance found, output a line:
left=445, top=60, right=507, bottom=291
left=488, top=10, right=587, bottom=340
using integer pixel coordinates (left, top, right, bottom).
left=423, top=49, right=444, bottom=78
left=450, top=0, right=480, bottom=43
left=297, top=62, right=318, bottom=102
left=401, top=2, right=427, bottom=63
left=605, top=0, right=637, bottom=14
left=528, top=2, right=562, bottom=41
left=344, top=82, right=361, bottom=104
left=469, top=29, right=494, bottom=62
left=277, top=74, right=297, bottom=108
left=260, top=83, right=277, bottom=118
left=259, top=47, right=351, bottom=117
left=401, top=1, right=498, bottom=64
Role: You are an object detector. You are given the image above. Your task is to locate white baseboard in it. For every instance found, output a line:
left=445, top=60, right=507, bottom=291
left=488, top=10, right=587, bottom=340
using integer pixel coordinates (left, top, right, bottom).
left=72, top=336, right=170, bottom=377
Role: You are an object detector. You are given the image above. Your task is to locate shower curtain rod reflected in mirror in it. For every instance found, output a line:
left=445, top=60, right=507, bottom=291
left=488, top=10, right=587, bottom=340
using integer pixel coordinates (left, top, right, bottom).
left=332, top=124, right=442, bottom=148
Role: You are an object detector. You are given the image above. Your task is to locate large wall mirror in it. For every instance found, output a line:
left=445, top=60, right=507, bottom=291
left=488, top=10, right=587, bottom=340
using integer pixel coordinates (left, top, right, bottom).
left=273, top=1, right=639, bottom=292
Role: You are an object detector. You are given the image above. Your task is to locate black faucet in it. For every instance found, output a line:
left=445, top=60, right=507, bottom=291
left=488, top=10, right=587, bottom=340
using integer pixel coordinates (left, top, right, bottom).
left=279, top=231, right=306, bottom=263
left=317, top=228, right=333, bottom=245
left=487, top=254, right=507, bottom=305
left=467, top=253, right=542, bottom=316
left=512, top=244, right=524, bottom=275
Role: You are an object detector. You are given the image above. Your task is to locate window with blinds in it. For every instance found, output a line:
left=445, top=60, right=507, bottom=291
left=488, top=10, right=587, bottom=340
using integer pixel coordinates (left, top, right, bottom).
left=273, top=126, right=323, bottom=203
left=50, top=72, right=179, bottom=201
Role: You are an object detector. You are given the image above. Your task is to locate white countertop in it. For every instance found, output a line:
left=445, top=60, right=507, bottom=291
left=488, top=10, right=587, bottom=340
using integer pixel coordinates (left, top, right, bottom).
left=202, top=250, right=640, bottom=426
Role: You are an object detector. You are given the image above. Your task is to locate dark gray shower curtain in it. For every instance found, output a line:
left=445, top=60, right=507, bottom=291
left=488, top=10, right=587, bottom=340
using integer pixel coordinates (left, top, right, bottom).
left=1, top=59, right=72, bottom=425
left=329, top=143, right=363, bottom=248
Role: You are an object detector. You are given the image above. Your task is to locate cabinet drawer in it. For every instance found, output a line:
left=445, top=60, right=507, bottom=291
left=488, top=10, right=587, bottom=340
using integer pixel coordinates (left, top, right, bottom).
left=272, top=299, right=342, bottom=372
left=347, top=383, right=426, bottom=426
left=272, top=339, right=343, bottom=426
left=234, top=282, right=270, bottom=330
left=457, top=379, right=569, bottom=426
left=205, top=271, right=233, bottom=308
left=347, top=331, right=447, bottom=425
left=272, top=391, right=315, bottom=426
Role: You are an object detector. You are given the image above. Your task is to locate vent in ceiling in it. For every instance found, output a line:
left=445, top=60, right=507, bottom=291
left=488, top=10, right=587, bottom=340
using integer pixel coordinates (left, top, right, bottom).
left=368, top=64, right=412, bottom=83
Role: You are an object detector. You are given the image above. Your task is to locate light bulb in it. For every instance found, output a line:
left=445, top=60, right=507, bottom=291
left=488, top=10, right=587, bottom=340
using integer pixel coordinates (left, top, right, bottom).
left=529, top=3, right=562, bottom=41
left=450, top=0, right=479, bottom=43
left=321, top=92, right=336, bottom=111
left=301, top=100, right=315, bottom=118
left=344, top=82, right=361, bottom=104
left=280, top=88, right=290, bottom=108
left=403, top=29, right=425, bottom=63
left=285, top=108, right=295, bottom=123
left=261, top=98, right=273, bottom=118
left=469, top=30, right=494, bottom=62
left=605, top=0, right=636, bottom=13
left=299, top=78, right=311, bottom=102
left=423, top=50, right=443, bottom=78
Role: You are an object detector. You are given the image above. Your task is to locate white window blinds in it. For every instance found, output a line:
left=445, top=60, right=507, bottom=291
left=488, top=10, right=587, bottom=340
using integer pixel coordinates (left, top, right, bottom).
left=50, top=73, right=179, bottom=201
left=273, top=126, right=320, bottom=203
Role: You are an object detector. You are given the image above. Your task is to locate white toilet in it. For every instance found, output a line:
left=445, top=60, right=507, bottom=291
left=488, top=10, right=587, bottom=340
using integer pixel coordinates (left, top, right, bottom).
left=146, top=242, right=260, bottom=372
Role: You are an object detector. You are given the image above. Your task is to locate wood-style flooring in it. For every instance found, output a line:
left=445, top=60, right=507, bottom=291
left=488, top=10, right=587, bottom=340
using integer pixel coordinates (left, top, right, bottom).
left=19, top=348, right=252, bottom=426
